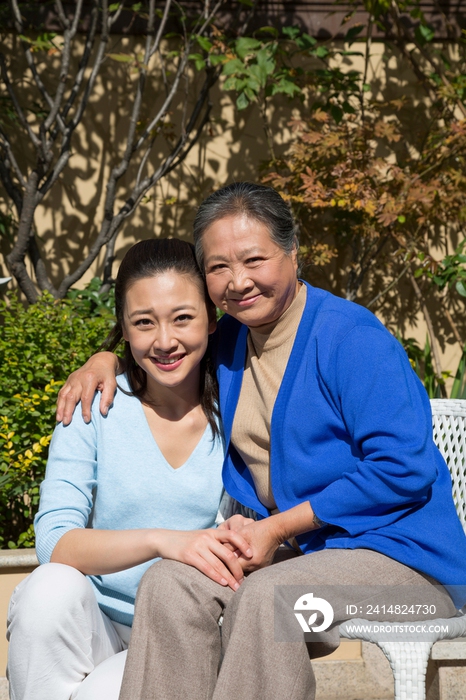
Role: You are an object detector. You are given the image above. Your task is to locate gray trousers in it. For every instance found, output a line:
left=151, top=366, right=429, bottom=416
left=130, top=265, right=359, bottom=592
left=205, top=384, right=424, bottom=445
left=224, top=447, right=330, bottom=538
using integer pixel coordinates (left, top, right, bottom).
left=118, top=549, right=456, bottom=700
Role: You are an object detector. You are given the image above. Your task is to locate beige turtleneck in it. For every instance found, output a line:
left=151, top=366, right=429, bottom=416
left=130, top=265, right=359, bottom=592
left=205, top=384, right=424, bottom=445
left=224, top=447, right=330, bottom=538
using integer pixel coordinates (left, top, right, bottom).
left=231, top=284, right=307, bottom=511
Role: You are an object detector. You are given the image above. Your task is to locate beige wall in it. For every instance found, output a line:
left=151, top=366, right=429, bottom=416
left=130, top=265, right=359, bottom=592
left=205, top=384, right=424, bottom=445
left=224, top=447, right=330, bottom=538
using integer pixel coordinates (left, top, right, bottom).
left=0, top=571, right=31, bottom=675
left=0, top=36, right=463, bottom=374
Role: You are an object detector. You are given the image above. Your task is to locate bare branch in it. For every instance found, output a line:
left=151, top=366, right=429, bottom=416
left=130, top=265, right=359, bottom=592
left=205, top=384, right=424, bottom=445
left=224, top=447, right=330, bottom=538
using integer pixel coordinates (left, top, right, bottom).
left=108, top=0, right=127, bottom=28
left=408, top=268, right=447, bottom=397
left=38, top=142, right=71, bottom=197
left=116, top=84, right=214, bottom=225
left=102, top=234, right=117, bottom=287
left=388, top=1, right=466, bottom=119
left=69, top=1, right=111, bottom=131
left=27, top=235, right=58, bottom=296
left=56, top=217, right=115, bottom=297
left=135, top=142, right=154, bottom=187
left=235, top=0, right=258, bottom=36
left=367, top=262, right=411, bottom=309
left=8, top=0, right=23, bottom=29
left=43, top=0, right=85, bottom=133
left=0, top=129, right=26, bottom=189
left=0, top=53, right=41, bottom=148
left=54, top=0, right=70, bottom=29
left=110, top=0, right=157, bottom=182
left=149, top=0, right=173, bottom=59
left=134, top=0, right=223, bottom=150
left=360, top=14, right=374, bottom=124
left=442, top=286, right=464, bottom=347
left=346, top=234, right=389, bottom=301
left=180, top=70, right=190, bottom=134
left=0, top=155, right=23, bottom=216
left=60, top=2, right=99, bottom=123
left=57, top=65, right=215, bottom=296
left=9, top=0, right=67, bottom=139
left=157, top=47, right=170, bottom=96
left=6, top=172, right=42, bottom=303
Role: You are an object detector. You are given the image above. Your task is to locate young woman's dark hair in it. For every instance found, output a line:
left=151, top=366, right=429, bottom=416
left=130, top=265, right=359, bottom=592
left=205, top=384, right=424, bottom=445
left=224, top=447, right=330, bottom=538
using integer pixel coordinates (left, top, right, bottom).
left=103, top=238, right=220, bottom=437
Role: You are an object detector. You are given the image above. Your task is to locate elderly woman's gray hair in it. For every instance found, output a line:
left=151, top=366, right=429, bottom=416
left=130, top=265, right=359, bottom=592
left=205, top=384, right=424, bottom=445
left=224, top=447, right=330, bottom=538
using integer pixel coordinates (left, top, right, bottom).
left=192, top=182, right=299, bottom=269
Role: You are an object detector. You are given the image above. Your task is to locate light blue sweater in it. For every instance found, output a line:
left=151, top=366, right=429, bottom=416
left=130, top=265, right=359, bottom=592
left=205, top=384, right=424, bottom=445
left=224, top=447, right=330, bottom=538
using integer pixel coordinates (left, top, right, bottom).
left=34, top=374, right=224, bottom=626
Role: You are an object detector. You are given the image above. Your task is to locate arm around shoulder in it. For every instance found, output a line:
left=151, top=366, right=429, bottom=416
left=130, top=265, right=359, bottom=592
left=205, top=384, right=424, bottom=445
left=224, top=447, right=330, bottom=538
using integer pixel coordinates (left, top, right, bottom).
left=56, top=351, right=121, bottom=425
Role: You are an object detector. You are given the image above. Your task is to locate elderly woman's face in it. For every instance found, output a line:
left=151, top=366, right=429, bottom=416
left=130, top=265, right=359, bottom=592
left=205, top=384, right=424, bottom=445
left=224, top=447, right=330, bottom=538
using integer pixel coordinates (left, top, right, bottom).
left=202, top=215, right=299, bottom=327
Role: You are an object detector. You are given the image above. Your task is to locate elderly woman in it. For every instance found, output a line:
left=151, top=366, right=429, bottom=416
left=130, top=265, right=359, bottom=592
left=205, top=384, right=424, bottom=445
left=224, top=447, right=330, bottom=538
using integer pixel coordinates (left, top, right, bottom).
left=58, top=183, right=466, bottom=700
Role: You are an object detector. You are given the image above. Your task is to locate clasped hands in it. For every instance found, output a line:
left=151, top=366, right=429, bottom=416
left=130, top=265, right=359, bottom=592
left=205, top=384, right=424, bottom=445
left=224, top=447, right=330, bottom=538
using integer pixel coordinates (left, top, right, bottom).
left=167, top=515, right=282, bottom=592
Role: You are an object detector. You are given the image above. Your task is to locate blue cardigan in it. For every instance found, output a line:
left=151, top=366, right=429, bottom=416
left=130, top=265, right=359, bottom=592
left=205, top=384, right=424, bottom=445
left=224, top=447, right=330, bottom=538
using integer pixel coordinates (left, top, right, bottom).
left=215, top=282, right=466, bottom=607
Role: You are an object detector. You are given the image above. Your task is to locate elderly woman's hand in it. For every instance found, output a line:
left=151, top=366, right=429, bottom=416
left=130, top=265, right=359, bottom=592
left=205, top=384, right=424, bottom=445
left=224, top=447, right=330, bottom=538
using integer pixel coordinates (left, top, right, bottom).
left=220, top=502, right=318, bottom=572
left=219, top=516, right=282, bottom=572
left=56, top=351, right=119, bottom=425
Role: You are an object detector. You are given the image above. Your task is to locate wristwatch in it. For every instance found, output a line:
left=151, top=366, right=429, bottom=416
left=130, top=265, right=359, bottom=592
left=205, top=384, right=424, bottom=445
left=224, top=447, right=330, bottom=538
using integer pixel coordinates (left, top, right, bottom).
left=312, top=512, right=326, bottom=529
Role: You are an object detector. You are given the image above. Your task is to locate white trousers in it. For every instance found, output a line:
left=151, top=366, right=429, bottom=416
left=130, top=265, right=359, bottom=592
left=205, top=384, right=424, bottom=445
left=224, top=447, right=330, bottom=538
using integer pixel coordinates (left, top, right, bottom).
left=7, top=563, right=131, bottom=700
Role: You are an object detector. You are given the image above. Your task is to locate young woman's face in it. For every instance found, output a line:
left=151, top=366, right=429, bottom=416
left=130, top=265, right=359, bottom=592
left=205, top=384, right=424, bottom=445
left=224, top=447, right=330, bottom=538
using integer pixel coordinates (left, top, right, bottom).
left=122, top=271, right=215, bottom=393
left=202, top=215, right=299, bottom=327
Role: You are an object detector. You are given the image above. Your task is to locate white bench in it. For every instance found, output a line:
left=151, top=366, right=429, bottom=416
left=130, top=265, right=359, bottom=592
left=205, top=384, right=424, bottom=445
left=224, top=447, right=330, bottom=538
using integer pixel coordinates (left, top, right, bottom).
left=340, top=399, right=466, bottom=700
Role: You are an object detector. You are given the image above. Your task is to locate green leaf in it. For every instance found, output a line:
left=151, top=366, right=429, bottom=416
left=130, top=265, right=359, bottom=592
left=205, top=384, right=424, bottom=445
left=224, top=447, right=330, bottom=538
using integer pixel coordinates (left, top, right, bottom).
left=415, top=23, right=435, bottom=45
left=451, top=345, right=466, bottom=399
left=397, top=215, right=406, bottom=223
left=235, top=37, right=262, bottom=61
left=189, top=54, right=206, bottom=71
left=420, top=23, right=435, bottom=42
left=223, top=76, right=238, bottom=91
left=222, top=58, right=245, bottom=76
left=197, top=36, right=212, bottom=52
left=257, top=27, right=279, bottom=37
left=330, top=105, right=343, bottom=123
left=209, top=54, right=225, bottom=66
left=249, top=63, right=267, bottom=87
left=345, top=24, right=365, bottom=43
left=107, top=53, right=134, bottom=63
left=256, top=49, right=275, bottom=75
left=244, top=86, right=257, bottom=101
left=342, top=100, right=356, bottom=114
left=314, top=46, right=330, bottom=59
left=275, top=79, right=301, bottom=97
left=301, top=33, right=317, bottom=48
left=456, top=280, right=466, bottom=297
left=236, top=92, right=249, bottom=110
left=282, top=27, right=300, bottom=41
left=109, top=3, right=120, bottom=11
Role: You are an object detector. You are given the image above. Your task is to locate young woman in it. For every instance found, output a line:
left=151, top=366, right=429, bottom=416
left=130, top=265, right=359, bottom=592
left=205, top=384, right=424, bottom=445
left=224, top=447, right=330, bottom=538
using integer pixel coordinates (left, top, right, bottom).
left=6, top=238, right=252, bottom=700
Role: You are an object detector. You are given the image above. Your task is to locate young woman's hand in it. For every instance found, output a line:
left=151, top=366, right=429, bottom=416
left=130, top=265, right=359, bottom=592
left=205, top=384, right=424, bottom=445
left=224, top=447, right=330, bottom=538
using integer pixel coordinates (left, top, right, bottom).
left=217, top=514, right=256, bottom=532
left=156, top=528, right=253, bottom=591
left=56, top=352, right=119, bottom=425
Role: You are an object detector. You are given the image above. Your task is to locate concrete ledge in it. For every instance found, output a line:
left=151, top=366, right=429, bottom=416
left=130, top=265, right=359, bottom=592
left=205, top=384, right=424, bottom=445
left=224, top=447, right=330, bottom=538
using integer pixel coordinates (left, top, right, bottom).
left=431, top=638, right=466, bottom=660
left=0, top=646, right=394, bottom=700
left=314, top=642, right=394, bottom=700
left=0, top=549, right=38, bottom=575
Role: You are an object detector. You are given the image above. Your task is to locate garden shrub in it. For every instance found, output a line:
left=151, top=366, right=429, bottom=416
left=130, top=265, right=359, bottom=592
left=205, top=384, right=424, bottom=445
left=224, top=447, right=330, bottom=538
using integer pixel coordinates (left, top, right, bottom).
left=0, top=286, right=115, bottom=549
